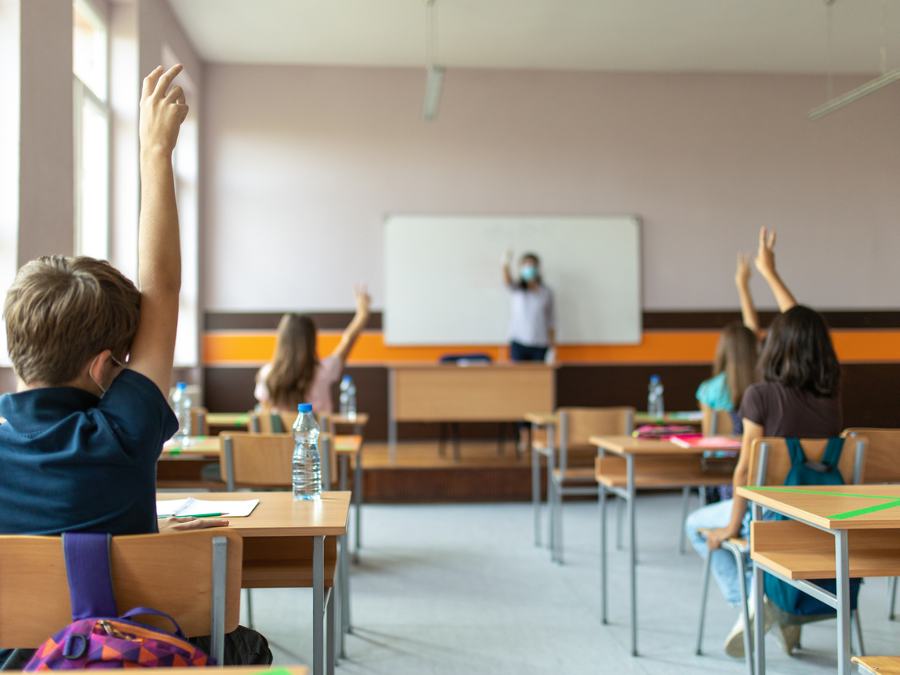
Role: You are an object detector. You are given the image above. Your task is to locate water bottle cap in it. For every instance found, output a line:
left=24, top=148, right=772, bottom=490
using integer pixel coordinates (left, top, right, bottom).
left=298, top=403, right=313, bottom=413
left=342, top=375, right=351, bottom=383
left=176, top=382, right=187, bottom=390
left=650, top=375, right=660, bottom=382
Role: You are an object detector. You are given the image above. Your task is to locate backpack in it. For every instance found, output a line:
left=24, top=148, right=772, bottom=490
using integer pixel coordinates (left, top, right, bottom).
left=25, top=532, right=212, bottom=670
left=763, top=438, right=862, bottom=616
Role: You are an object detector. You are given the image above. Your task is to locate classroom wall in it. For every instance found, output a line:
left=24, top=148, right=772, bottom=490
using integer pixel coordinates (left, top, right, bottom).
left=201, top=65, right=900, bottom=314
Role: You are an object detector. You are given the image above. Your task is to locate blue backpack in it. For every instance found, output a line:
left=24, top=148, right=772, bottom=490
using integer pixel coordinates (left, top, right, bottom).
left=763, top=438, right=862, bottom=616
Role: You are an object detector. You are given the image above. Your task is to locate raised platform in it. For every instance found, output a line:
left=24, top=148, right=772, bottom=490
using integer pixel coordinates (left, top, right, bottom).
left=362, top=441, right=542, bottom=503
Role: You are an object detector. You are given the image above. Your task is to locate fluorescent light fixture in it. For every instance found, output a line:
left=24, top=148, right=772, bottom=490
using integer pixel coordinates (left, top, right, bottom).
left=808, top=68, right=900, bottom=120
left=422, top=65, right=445, bottom=122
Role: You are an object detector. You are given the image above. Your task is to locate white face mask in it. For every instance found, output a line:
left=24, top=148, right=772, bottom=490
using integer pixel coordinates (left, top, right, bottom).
left=89, top=354, right=127, bottom=396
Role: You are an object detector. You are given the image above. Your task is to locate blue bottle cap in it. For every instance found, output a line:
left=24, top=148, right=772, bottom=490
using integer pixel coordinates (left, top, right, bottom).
left=650, top=375, right=660, bottom=382
left=298, top=403, right=313, bottom=413
left=176, top=382, right=187, bottom=389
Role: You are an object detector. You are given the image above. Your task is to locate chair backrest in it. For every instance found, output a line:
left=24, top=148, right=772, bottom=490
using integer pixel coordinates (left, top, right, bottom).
left=249, top=411, right=297, bottom=434
left=221, top=432, right=294, bottom=490
left=746, top=436, right=867, bottom=487
left=190, top=407, right=209, bottom=437
left=0, top=529, right=242, bottom=649
left=558, top=407, right=635, bottom=472
left=842, top=428, right=900, bottom=484
left=701, top=408, right=733, bottom=437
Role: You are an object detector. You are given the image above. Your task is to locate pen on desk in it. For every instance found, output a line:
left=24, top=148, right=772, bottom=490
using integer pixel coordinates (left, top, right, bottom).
left=157, top=512, right=225, bottom=519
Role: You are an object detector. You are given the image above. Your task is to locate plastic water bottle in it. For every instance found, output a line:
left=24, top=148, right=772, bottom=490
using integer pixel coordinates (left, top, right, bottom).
left=292, top=403, right=322, bottom=500
left=171, top=382, right=191, bottom=445
left=648, top=375, right=665, bottom=418
left=339, top=375, right=357, bottom=420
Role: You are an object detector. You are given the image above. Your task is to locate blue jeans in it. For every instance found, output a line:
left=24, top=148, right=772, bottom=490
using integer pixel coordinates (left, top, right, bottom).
left=510, top=341, right=548, bottom=362
left=685, top=499, right=752, bottom=607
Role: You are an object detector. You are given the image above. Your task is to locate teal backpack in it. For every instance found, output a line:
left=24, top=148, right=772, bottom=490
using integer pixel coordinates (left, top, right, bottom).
left=763, top=438, right=862, bottom=616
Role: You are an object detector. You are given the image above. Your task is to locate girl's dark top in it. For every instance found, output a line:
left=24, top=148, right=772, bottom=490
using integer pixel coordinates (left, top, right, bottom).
left=739, top=380, right=841, bottom=438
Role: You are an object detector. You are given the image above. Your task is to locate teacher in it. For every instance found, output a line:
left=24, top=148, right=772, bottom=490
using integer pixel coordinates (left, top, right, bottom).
left=502, top=251, right=556, bottom=363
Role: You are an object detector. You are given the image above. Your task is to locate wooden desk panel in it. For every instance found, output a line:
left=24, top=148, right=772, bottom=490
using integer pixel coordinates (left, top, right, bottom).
left=392, top=364, right=554, bottom=422
left=854, top=656, right=900, bottom=675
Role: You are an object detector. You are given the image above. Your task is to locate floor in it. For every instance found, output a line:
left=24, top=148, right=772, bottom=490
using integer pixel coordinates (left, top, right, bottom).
left=243, top=493, right=900, bottom=674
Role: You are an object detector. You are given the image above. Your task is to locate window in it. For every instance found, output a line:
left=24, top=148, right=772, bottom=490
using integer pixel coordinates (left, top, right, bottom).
left=73, top=0, right=110, bottom=260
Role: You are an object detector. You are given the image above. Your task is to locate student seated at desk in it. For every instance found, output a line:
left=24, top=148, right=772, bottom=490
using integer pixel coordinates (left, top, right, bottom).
left=0, top=66, right=269, bottom=668
left=695, top=253, right=760, bottom=502
left=255, top=285, right=370, bottom=413
left=686, top=227, right=842, bottom=658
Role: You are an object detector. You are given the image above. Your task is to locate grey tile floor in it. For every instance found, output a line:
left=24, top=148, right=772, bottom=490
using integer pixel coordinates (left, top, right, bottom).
left=244, top=493, right=900, bottom=673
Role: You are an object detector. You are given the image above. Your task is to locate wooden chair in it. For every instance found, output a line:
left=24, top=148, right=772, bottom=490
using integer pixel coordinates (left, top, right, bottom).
left=842, top=428, right=900, bottom=619
left=249, top=411, right=297, bottom=434
left=190, top=407, right=210, bottom=437
left=544, top=407, right=634, bottom=564
left=695, top=436, right=867, bottom=675
left=701, top=408, right=734, bottom=437
left=0, top=530, right=242, bottom=665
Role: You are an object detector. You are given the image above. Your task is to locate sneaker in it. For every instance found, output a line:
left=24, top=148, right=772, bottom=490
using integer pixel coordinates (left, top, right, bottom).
left=723, top=598, right=776, bottom=658
left=773, top=623, right=801, bottom=655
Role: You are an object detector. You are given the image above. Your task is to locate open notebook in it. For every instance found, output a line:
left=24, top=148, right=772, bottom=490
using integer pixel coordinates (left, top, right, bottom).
left=156, top=497, right=259, bottom=518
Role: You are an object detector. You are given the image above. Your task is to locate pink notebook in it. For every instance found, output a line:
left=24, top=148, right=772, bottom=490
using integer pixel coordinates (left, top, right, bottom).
left=671, top=435, right=741, bottom=450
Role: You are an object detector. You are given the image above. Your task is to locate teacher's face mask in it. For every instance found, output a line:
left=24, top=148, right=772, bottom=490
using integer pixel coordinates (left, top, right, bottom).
left=520, top=264, right=537, bottom=282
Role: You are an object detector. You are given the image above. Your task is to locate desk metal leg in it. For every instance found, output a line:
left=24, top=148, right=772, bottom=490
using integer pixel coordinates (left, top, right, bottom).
left=532, top=429, right=541, bottom=547
left=326, top=586, right=335, bottom=675
left=753, top=507, right=766, bottom=675
left=313, top=535, right=325, bottom=675
left=627, top=454, right=637, bottom=656
left=599, top=482, right=608, bottom=624
left=388, top=369, right=397, bottom=464
left=548, top=446, right=556, bottom=559
left=339, top=455, right=348, bottom=491
left=353, top=450, right=362, bottom=561
left=836, top=530, right=851, bottom=675
left=341, top=532, right=351, bottom=651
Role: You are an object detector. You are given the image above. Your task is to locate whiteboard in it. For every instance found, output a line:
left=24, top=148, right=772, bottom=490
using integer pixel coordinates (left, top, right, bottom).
left=384, top=215, right=642, bottom=346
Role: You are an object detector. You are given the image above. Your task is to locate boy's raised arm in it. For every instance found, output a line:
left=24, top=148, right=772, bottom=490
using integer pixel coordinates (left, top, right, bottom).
left=126, top=65, right=189, bottom=395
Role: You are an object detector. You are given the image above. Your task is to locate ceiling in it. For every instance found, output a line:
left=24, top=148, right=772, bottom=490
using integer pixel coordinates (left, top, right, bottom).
left=168, top=0, right=900, bottom=74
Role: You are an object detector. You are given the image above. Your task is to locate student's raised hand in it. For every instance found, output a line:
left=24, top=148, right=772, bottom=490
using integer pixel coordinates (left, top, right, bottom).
left=354, top=284, right=371, bottom=315
left=139, top=65, right=189, bottom=157
left=158, top=516, right=229, bottom=533
left=754, top=226, right=777, bottom=279
left=502, top=250, right=513, bottom=268
left=735, top=252, right=752, bottom=287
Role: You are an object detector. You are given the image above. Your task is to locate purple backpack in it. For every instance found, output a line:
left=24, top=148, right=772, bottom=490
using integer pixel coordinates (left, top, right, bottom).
left=25, top=533, right=213, bottom=670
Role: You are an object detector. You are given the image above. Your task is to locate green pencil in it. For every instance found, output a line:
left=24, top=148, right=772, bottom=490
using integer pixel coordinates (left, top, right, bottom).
left=158, top=512, right=225, bottom=519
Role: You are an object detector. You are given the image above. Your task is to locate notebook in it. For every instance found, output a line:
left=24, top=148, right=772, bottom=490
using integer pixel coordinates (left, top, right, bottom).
left=671, top=435, right=741, bottom=450
left=156, top=497, right=259, bottom=518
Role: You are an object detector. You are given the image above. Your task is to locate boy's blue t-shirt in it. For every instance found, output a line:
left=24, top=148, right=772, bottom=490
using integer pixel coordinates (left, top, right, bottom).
left=695, top=371, right=733, bottom=412
left=0, top=369, right=178, bottom=536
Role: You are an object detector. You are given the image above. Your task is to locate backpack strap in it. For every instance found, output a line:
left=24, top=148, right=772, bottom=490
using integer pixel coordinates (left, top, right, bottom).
left=62, top=532, right=118, bottom=621
left=819, top=437, right=845, bottom=472
left=784, top=438, right=807, bottom=468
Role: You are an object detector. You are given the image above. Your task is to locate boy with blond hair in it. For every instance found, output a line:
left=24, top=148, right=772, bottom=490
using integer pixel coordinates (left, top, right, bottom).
left=0, top=66, right=269, bottom=666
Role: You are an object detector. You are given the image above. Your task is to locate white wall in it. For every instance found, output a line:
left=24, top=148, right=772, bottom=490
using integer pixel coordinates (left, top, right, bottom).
left=202, top=65, right=900, bottom=314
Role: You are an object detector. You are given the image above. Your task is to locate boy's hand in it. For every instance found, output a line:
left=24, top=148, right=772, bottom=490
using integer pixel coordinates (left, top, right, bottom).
left=140, top=65, right=189, bottom=157
left=158, top=516, right=229, bottom=533
left=754, top=226, right=777, bottom=279
left=354, top=284, right=371, bottom=315
left=735, top=251, right=752, bottom=287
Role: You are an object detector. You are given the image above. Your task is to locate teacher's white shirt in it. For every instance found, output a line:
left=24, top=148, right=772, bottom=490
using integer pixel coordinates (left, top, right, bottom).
left=508, top=284, right=556, bottom=347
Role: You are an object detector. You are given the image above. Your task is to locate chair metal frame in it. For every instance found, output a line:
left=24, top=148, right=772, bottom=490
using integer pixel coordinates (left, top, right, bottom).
left=694, top=437, right=868, bottom=675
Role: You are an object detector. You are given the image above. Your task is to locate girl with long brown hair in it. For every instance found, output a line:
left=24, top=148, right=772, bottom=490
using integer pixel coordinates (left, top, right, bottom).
left=254, top=285, right=370, bottom=413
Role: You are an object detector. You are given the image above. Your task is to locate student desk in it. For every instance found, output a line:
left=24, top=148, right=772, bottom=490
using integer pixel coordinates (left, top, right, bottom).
left=332, top=435, right=363, bottom=563
left=737, top=484, right=900, bottom=675
left=590, top=435, right=734, bottom=657
left=321, top=412, right=369, bottom=437
left=206, top=412, right=251, bottom=434
left=388, top=363, right=555, bottom=463
left=854, top=656, right=900, bottom=674
left=158, top=491, right=350, bottom=675
left=633, top=411, right=703, bottom=426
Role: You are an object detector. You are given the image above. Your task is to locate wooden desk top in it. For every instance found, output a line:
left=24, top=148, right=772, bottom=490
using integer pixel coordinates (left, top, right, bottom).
left=633, top=411, right=703, bottom=425
left=853, top=656, right=900, bottom=675
left=157, top=491, right=350, bottom=537
left=737, top=484, right=900, bottom=530
left=524, top=412, right=556, bottom=425
left=324, top=413, right=369, bottom=426
left=206, top=412, right=250, bottom=427
left=388, top=362, right=556, bottom=370
left=590, top=435, right=702, bottom=456
left=333, top=435, right=363, bottom=454
left=161, top=436, right=220, bottom=457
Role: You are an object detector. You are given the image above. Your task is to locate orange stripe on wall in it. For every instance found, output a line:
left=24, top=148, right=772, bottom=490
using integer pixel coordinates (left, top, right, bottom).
left=202, top=328, right=900, bottom=366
